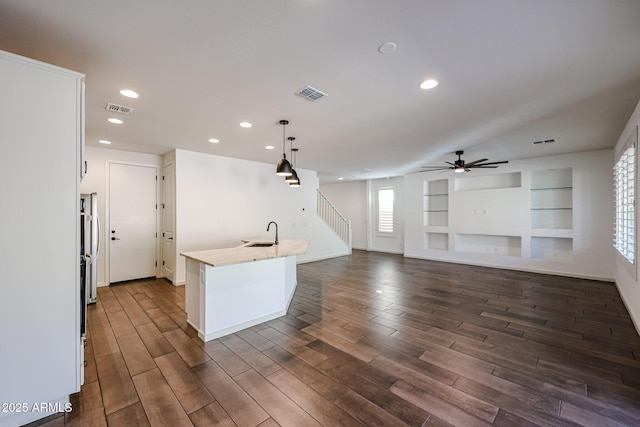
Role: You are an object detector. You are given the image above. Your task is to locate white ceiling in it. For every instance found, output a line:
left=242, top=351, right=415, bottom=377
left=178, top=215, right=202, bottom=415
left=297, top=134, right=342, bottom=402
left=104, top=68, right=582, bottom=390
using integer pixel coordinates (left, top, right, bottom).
left=2, top=0, right=640, bottom=183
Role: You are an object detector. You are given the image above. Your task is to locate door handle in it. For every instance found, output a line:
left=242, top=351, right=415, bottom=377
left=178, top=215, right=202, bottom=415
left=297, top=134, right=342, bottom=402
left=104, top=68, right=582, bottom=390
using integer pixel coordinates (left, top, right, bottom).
left=168, top=237, right=173, bottom=240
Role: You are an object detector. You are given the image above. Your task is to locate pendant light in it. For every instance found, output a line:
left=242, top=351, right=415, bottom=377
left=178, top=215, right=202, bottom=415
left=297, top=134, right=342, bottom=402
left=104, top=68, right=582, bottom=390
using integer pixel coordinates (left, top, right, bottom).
left=285, top=137, right=299, bottom=184
left=275, top=120, right=293, bottom=176
left=289, top=147, right=301, bottom=187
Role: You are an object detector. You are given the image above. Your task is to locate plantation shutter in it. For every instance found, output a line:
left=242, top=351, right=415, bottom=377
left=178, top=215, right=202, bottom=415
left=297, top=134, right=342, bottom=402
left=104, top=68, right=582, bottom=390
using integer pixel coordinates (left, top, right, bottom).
left=378, top=187, right=394, bottom=234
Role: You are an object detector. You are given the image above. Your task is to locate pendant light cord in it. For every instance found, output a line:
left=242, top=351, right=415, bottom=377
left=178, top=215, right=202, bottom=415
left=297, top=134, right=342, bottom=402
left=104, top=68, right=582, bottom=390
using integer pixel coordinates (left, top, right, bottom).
left=282, top=122, right=287, bottom=159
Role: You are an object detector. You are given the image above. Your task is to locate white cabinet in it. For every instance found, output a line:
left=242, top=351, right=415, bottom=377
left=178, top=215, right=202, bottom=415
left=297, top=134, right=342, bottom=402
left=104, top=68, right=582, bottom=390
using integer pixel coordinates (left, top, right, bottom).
left=0, top=50, right=84, bottom=427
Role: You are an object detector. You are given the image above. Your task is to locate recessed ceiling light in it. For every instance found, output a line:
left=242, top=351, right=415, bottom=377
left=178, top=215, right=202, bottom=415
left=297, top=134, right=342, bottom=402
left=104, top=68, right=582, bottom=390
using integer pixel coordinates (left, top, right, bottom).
left=98, top=140, right=111, bottom=145
left=239, top=122, right=252, bottom=128
left=108, top=118, right=123, bottom=124
left=209, top=138, right=220, bottom=143
left=338, top=177, right=344, bottom=180
left=420, top=79, right=439, bottom=90
left=120, top=89, right=139, bottom=98
left=265, top=145, right=275, bottom=150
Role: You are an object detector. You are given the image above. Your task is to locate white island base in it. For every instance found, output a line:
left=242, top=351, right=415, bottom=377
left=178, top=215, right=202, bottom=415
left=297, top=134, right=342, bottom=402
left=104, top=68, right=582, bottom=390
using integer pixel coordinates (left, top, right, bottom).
left=182, top=239, right=307, bottom=342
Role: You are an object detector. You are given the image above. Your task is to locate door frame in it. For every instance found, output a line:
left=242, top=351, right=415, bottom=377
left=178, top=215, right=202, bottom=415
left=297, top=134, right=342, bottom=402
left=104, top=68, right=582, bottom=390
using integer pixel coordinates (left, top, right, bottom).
left=161, top=161, right=176, bottom=283
left=105, top=160, right=161, bottom=285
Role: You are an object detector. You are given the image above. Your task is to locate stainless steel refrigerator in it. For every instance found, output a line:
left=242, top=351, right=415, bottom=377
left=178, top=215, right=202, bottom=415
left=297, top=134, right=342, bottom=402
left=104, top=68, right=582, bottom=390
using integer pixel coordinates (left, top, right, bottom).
left=80, top=193, right=99, bottom=310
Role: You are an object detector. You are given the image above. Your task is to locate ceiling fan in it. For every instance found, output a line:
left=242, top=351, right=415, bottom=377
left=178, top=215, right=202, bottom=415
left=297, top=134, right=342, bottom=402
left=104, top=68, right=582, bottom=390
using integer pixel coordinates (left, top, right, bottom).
left=420, top=150, right=508, bottom=173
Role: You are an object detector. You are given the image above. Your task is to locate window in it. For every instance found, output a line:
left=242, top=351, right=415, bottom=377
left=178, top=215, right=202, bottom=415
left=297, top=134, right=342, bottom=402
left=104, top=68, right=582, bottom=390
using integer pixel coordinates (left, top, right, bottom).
left=614, top=130, right=636, bottom=265
left=378, top=187, right=394, bottom=234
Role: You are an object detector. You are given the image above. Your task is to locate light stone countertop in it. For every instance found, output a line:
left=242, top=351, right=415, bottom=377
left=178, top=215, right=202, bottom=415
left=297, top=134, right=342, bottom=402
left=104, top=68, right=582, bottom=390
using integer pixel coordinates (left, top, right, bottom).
left=180, top=238, right=309, bottom=267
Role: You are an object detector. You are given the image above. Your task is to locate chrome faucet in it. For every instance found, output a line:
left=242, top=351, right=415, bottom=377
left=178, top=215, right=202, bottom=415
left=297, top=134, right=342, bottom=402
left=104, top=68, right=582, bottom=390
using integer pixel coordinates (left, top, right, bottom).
left=267, top=221, right=279, bottom=245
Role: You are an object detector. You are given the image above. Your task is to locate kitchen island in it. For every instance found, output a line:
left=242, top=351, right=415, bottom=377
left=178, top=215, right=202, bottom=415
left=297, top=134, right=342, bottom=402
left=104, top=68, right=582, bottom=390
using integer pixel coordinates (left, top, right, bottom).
left=181, top=238, right=309, bottom=341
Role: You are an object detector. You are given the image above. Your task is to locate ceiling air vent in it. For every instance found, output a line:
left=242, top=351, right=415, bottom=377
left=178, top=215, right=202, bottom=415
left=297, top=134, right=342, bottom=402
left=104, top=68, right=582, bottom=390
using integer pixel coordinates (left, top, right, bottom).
left=532, top=138, right=556, bottom=145
left=296, top=86, right=328, bottom=101
left=105, top=102, right=134, bottom=115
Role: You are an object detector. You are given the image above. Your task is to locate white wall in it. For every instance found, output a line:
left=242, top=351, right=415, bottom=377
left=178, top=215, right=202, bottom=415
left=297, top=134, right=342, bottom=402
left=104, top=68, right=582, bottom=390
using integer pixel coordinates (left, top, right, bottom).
left=405, top=149, right=614, bottom=280
left=80, top=146, right=163, bottom=286
left=614, top=99, right=640, bottom=332
left=320, top=180, right=368, bottom=249
left=170, top=149, right=349, bottom=284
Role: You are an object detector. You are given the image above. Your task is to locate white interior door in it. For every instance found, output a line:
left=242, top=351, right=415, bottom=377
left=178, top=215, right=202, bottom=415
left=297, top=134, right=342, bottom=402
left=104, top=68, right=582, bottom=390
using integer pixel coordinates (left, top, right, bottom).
left=109, top=163, right=157, bottom=283
left=162, top=163, right=176, bottom=282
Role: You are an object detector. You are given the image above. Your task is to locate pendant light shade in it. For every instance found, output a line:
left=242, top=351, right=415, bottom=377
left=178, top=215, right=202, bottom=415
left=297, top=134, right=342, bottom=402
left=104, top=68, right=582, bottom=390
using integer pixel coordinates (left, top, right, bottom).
left=285, top=139, right=299, bottom=183
left=285, top=169, right=299, bottom=183
left=288, top=147, right=301, bottom=187
left=276, top=120, right=293, bottom=176
left=276, top=157, right=292, bottom=176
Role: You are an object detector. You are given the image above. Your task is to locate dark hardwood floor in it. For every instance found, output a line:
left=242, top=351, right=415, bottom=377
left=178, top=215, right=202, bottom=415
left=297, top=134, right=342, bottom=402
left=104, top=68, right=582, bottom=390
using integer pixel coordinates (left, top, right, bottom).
left=31, top=250, right=640, bottom=426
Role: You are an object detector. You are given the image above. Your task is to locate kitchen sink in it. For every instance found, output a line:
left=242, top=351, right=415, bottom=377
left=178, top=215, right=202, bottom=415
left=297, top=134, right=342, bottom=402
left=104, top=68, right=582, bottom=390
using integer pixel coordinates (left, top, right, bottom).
left=246, top=242, right=275, bottom=247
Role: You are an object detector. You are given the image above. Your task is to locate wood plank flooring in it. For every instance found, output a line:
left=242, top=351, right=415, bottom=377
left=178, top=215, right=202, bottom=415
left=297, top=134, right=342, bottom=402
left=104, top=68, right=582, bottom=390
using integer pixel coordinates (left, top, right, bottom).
left=29, top=250, right=640, bottom=426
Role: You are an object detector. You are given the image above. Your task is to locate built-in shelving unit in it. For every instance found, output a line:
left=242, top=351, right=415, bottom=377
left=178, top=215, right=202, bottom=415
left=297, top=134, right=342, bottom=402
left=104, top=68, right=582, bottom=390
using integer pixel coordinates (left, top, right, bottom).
left=425, top=232, right=449, bottom=250
left=455, top=233, right=522, bottom=257
left=530, top=168, right=573, bottom=229
left=424, top=179, right=448, bottom=227
left=424, top=179, right=449, bottom=250
left=530, top=168, right=573, bottom=261
left=408, top=150, right=612, bottom=279
left=454, top=172, right=521, bottom=191
left=531, top=236, right=573, bottom=262
left=417, top=168, right=576, bottom=263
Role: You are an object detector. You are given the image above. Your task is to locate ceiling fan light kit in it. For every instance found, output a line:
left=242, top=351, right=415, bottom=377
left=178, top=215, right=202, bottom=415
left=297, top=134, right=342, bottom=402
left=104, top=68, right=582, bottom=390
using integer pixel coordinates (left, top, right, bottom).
left=421, top=150, right=508, bottom=173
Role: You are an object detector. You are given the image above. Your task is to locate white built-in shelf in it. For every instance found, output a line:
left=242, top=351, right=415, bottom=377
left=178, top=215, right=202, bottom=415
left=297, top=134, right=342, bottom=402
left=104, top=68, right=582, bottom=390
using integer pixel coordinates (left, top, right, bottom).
left=530, top=168, right=573, bottom=230
left=455, top=233, right=521, bottom=257
left=530, top=186, right=573, bottom=191
left=424, top=179, right=449, bottom=227
left=531, top=237, right=573, bottom=262
left=425, top=232, right=449, bottom=250
left=455, top=172, right=521, bottom=191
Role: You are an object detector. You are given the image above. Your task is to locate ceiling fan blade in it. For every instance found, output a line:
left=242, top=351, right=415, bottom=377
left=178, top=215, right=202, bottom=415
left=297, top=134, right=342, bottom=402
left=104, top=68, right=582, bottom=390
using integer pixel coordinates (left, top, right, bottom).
left=468, top=165, right=499, bottom=168
left=464, top=158, right=488, bottom=167
left=419, top=166, right=452, bottom=172
left=445, top=161, right=456, bottom=167
left=470, top=160, right=509, bottom=167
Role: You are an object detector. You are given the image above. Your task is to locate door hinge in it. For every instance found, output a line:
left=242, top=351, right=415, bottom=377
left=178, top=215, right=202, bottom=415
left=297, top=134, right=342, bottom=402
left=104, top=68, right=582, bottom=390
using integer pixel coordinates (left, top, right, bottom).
left=155, top=233, right=158, bottom=238
left=155, top=261, right=158, bottom=267
left=155, top=175, right=158, bottom=181
left=163, top=175, right=165, bottom=180
left=162, top=260, right=165, bottom=266
left=162, top=203, right=165, bottom=209
left=162, top=232, right=165, bottom=237
left=155, top=204, right=158, bottom=209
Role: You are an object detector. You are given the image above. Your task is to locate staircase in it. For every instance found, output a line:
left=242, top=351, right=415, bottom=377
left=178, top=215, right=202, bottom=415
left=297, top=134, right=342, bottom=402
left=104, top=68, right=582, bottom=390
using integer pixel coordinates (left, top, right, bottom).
left=317, top=189, right=352, bottom=249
